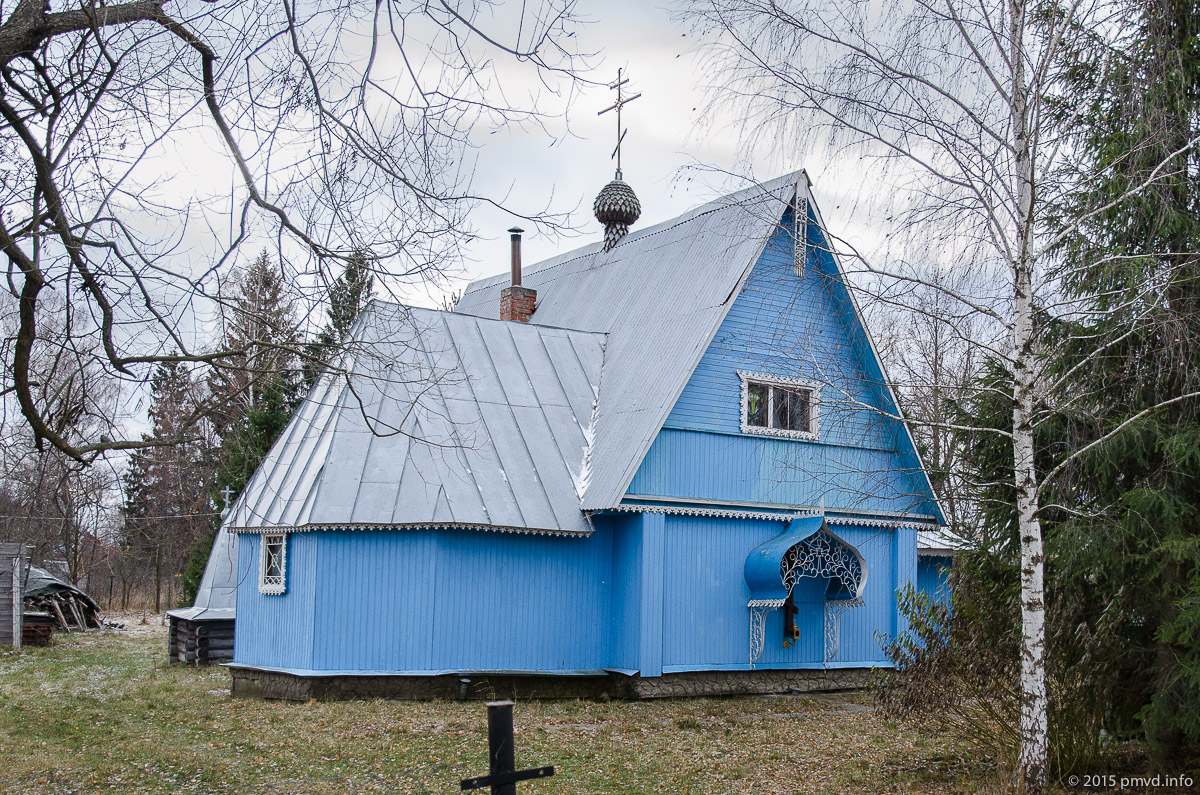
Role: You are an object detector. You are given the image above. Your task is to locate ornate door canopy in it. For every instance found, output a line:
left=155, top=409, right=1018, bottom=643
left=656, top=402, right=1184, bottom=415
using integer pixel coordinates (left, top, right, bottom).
left=744, top=517, right=868, bottom=665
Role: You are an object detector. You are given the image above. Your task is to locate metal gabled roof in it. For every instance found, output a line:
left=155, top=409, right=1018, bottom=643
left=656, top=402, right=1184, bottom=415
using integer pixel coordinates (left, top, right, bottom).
left=180, top=524, right=239, bottom=616
left=455, top=172, right=805, bottom=510
left=917, top=528, right=962, bottom=555
left=227, top=303, right=606, bottom=536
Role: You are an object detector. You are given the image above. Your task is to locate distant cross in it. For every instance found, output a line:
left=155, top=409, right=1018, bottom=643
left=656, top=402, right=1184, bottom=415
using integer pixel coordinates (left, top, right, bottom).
left=220, top=486, right=235, bottom=520
left=460, top=701, right=555, bottom=795
left=597, top=68, right=641, bottom=179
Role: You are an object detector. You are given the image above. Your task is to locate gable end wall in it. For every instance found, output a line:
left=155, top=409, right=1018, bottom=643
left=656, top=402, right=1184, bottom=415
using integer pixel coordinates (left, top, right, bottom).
left=627, top=212, right=936, bottom=517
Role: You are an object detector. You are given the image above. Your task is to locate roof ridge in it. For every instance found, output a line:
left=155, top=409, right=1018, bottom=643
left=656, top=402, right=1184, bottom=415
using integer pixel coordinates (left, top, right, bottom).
left=369, top=299, right=608, bottom=338
left=460, top=171, right=805, bottom=298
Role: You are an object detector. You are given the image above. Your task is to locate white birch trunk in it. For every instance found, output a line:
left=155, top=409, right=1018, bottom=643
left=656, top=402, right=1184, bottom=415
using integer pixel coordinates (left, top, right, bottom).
left=1013, top=297, right=1048, bottom=795
left=1009, top=0, right=1049, bottom=789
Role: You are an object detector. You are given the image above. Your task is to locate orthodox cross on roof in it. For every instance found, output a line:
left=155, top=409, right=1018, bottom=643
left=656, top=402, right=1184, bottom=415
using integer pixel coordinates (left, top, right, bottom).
left=592, top=69, right=643, bottom=252
left=220, top=485, right=235, bottom=520
left=597, top=68, right=641, bottom=180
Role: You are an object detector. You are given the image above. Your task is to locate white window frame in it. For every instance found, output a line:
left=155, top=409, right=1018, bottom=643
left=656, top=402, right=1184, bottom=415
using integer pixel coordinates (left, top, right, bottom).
left=258, top=533, right=288, bottom=595
left=738, top=371, right=821, bottom=441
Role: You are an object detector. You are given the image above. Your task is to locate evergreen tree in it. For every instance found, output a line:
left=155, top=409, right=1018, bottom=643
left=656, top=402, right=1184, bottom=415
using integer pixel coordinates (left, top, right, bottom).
left=944, top=0, right=1200, bottom=766
left=121, top=360, right=211, bottom=611
left=209, top=251, right=304, bottom=435
left=887, top=1, right=1200, bottom=771
left=303, top=252, right=375, bottom=390
left=1047, top=0, right=1200, bottom=760
left=182, top=252, right=304, bottom=606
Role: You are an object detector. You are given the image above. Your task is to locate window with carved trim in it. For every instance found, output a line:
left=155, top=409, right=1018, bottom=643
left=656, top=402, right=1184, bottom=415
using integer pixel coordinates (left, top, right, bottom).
left=739, top=372, right=820, bottom=440
left=258, top=533, right=287, bottom=595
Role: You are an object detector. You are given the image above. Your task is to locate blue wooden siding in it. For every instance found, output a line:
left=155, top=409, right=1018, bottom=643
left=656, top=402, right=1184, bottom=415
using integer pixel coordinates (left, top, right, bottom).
left=892, top=527, right=918, bottom=642
left=234, top=533, right=318, bottom=670
left=231, top=211, right=933, bottom=678
left=603, top=513, right=644, bottom=671
left=656, top=516, right=901, bottom=672
left=917, top=555, right=953, bottom=608
left=235, top=528, right=612, bottom=673
left=628, top=211, right=937, bottom=518
left=659, top=514, right=795, bottom=669
left=235, top=512, right=910, bottom=675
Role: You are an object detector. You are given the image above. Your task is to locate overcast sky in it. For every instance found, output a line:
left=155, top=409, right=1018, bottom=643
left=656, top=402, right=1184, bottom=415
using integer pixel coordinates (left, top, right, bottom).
left=436, top=0, right=874, bottom=305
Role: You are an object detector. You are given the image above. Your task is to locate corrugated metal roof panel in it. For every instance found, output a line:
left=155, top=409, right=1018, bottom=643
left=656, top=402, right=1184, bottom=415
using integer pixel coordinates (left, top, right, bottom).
left=228, top=304, right=606, bottom=535
left=456, top=172, right=804, bottom=509
left=918, top=528, right=961, bottom=554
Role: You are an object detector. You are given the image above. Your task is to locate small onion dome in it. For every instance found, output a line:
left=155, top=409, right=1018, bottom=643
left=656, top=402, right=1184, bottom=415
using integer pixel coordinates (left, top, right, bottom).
left=593, top=178, right=641, bottom=252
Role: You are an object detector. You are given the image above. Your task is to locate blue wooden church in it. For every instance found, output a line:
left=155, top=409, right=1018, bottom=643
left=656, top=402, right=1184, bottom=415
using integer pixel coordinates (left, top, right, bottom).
left=216, top=171, right=953, bottom=700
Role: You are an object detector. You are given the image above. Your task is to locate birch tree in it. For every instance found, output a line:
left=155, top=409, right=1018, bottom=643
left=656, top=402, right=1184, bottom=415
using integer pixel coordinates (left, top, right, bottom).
left=683, top=0, right=1200, bottom=789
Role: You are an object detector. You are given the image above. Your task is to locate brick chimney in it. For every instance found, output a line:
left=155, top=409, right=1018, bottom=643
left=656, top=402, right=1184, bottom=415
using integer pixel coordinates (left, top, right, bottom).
left=500, top=227, right=536, bottom=322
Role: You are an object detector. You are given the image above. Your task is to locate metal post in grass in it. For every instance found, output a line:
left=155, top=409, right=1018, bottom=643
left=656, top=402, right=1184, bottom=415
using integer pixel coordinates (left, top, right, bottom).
left=460, top=700, right=554, bottom=794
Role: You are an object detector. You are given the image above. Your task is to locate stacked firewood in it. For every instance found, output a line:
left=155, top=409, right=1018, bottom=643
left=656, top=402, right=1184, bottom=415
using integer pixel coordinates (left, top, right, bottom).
left=24, top=591, right=102, bottom=632
left=21, top=613, right=55, bottom=646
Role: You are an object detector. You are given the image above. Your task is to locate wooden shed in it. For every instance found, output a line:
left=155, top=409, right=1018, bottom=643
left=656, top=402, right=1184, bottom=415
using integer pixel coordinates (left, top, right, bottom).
left=0, top=543, right=26, bottom=648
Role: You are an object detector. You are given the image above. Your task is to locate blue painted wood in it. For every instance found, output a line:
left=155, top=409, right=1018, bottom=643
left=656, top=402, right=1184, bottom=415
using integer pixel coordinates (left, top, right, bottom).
left=628, top=429, right=933, bottom=515
left=893, top=527, right=918, bottom=641
left=427, top=527, right=611, bottom=672
left=310, top=529, right=438, bottom=671
left=917, top=555, right=953, bottom=608
left=233, top=533, right=317, bottom=670
left=231, top=210, right=939, bottom=680
left=603, top=513, right=643, bottom=671
left=629, top=212, right=939, bottom=520
left=637, top=512, right=665, bottom=677
left=653, top=515, right=904, bottom=671
left=808, top=524, right=884, bottom=664
left=744, top=515, right=824, bottom=602
left=234, top=512, right=912, bottom=675
left=239, top=528, right=612, bottom=673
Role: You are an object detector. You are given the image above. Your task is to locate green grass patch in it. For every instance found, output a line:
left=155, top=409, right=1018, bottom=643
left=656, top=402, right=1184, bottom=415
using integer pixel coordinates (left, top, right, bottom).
left=0, top=624, right=992, bottom=794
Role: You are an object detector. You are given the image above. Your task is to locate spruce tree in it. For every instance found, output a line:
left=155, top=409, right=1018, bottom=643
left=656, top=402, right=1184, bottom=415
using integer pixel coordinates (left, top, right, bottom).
left=302, top=251, right=375, bottom=390
left=183, top=252, right=304, bottom=606
left=1049, top=0, right=1200, bottom=760
left=122, top=360, right=211, bottom=611
left=952, top=0, right=1200, bottom=764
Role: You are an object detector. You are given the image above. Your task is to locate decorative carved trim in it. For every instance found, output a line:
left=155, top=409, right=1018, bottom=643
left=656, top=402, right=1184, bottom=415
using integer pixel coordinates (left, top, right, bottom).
left=619, top=495, right=939, bottom=524
left=825, top=515, right=938, bottom=531
left=793, top=195, right=808, bottom=277
left=747, top=524, right=870, bottom=666
left=780, top=527, right=867, bottom=597
left=609, top=504, right=798, bottom=522
left=747, top=599, right=786, bottom=608
left=824, top=597, right=864, bottom=664
left=749, top=604, right=770, bottom=666
left=258, top=533, right=287, bottom=595
left=231, top=521, right=591, bottom=538
left=737, top=370, right=822, bottom=441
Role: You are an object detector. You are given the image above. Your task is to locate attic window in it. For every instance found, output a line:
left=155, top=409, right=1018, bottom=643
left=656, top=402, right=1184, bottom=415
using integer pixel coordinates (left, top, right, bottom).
left=739, top=372, right=820, bottom=440
left=258, top=533, right=287, bottom=595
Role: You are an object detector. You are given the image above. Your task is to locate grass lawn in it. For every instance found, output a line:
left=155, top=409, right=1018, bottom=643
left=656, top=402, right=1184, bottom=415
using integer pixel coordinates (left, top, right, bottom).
left=0, top=619, right=993, bottom=794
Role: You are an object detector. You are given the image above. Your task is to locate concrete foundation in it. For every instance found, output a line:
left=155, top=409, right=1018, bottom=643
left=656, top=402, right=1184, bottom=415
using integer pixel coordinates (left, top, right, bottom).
left=229, top=665, right=872, bottom=702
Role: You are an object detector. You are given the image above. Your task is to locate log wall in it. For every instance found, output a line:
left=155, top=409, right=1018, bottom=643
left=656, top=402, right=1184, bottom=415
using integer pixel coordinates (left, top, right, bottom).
left=168, top=616, right=235, bottom=665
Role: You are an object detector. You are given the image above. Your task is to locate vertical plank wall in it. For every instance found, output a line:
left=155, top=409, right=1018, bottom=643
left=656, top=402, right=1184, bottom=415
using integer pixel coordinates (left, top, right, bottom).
left=652, top=516, right=904, bottom=672
left=233, top=517, right=919, bottom=674
left=236, top=527, right=614, bottom=673
left=917, top=555, right=953, bottom=607
left=627, top=211, right=937, bottom=519
left=235, top=533, right=318, bottom=670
